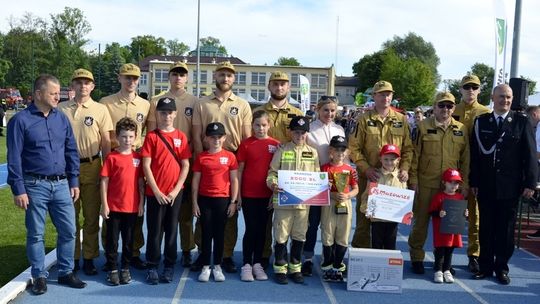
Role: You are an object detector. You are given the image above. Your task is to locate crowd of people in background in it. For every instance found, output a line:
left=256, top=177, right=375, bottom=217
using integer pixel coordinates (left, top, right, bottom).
left=5, top=60, right=539, bottom=296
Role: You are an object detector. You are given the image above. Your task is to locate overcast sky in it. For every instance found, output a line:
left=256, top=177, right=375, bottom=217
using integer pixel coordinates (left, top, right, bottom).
left=1, top=0, right=538, bottom=85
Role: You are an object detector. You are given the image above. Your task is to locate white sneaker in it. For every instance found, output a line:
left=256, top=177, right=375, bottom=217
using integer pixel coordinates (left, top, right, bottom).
left=434, top=271, right=443, bottom=283
left=252, top=263, right=268, bottom=281
left=443, top=270, right=454, bottom=283
left=198, top=265, right=211, bottom=282
left=213, top=265, right=225, bottom=282
left=240, top=264, right=254, bottom=282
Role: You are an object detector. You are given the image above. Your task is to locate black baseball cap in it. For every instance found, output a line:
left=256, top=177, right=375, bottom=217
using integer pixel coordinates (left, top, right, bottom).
left=156, top=97, right=176, bottom=111
left=206, top=122, right=226, bottom=136
left=289, top=116, right=309, bottom=132
left=329, top=135, right=347, bottom=149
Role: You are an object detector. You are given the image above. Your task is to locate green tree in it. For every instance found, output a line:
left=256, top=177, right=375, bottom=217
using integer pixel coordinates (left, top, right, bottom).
left=379, top=50, right=436, bottom=109
left=199, top=36, right=228, bottom=56
left=0, top=33, right=13, bottom=85
left=275, top=57, right=300, bottom=66
left=98, top=42, right=127, bottom=95
left=49, top=7, right=91, bottom=85
left=166, top=39, right=189, bottom=56
left=130, top=35, right=166, bottom=63
left=520, top=76, right=537, bottom=95
left=352, top=50, right=387, bottom=92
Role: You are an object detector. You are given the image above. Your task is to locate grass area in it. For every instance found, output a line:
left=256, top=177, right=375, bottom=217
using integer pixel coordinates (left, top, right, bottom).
left=0, top=135, right=58, bottom=287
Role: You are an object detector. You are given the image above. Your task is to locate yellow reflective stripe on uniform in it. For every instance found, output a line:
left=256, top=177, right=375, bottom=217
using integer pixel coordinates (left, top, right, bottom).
left=321, top=263, right=333, bottom=271
left=288, top=262, right=302, bottom=273
left=336, top=263, right=346, bottom=272
left=273, top=263, right=288, bottom=274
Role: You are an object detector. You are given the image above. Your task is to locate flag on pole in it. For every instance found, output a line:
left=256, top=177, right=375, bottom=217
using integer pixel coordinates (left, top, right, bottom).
left=299, top=75, right=310, bottom=114
left=493, top=0, right=508, bottom=89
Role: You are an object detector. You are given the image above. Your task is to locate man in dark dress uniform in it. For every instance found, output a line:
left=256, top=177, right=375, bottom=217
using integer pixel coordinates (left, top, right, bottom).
left=470, top=84, right=536, bottom=285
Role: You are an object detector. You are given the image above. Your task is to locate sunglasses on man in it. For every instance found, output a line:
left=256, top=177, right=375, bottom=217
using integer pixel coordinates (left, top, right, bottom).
left=437, top=103, right=454, bottom=109
left=462, top=84, right=480, bottom=91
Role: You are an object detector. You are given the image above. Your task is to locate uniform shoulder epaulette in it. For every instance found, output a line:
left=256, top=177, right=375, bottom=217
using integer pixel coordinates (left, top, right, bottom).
left=477, top=112, right=492, bottom=119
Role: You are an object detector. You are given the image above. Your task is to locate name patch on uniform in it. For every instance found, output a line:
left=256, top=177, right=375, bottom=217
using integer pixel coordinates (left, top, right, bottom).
left=301, top=151, right=313, bottom=158
left=392, top=122, right=403, bottom=128
left=133, top=158, right=140, bottom=167
left=287, top=114, right=297, bottom=118
left=173, top=138, right=182, bottom=147
left=184, top=107, right=193, bottom=116
left=453, top=130, right=464, bottom=136
left=84, top=116, right=94, bottom=126
left=367, top=120, right=376, bottom=127
left=136, top=113, right=144, bottom=123
left=229, top=107, right=239, bottom=116
left=268, top=145, right=277, bottom=153
left=427, top=129, right=437, bottom=134
left=219, top=157, right=229, bottom=165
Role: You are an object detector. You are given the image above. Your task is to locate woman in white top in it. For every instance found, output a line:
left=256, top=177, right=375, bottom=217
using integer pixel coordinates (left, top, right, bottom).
left=301, top=96, right=346, bottom=276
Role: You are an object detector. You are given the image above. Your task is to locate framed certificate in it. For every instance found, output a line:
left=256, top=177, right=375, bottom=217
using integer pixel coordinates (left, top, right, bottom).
left=277, top=170, right=330, bottom=206
left=366, top=183, right=415, bottom=224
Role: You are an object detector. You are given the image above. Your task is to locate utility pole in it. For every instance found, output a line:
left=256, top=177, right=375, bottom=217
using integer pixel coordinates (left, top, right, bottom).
left=510, top=0, right=522, bottom=78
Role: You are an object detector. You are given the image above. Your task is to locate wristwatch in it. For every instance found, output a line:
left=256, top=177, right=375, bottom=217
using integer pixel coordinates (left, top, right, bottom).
left=231, top=200, right=238, bottom=204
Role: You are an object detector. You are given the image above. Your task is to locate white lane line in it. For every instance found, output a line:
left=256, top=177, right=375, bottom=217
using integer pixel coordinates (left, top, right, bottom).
left=314, top=256, right=338, bottom=304
left=171, top=267, right=190, bottom=304
left=397, top=232, right=489, bottom=304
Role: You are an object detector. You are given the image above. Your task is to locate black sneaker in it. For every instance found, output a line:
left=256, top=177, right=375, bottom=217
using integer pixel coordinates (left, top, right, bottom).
left=58, top=273, right=87, bottom=289
left=527, top=229, right=540, bottom=239
left=160, top=267, right=174, bottom=283
left=289, top=272, right=304, bottom=284
left=275, top=273, right=288, bottom=285
left=107, top=270, right=120, bottom=286
left=120, top=269, right=132, bottom=284
left=301, top=260, right=313, bottom=277
left=31, top=277, right=47, bottom=295
left=411, top=261, right=425, bottom=274
left=83, top=259, right=98, bottom=276
left=131, top=257, right=148, bottom=270
left=468, top=256, right=480, bottom=273
left=221, top=257, right=237, bottom=273
left=181, top=251, right=192, bottom=268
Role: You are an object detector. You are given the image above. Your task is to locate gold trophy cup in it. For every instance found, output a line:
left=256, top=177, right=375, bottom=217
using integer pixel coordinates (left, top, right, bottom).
left=333, top=172, right=350, bottom=214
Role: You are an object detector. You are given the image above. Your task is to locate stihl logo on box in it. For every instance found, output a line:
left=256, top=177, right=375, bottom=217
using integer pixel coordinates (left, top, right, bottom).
left=388, top=258, right=403, bottom=266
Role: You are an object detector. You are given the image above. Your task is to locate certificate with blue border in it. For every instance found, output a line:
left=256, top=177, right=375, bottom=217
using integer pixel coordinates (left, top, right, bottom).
left=277, top=170, right=330, bottom=206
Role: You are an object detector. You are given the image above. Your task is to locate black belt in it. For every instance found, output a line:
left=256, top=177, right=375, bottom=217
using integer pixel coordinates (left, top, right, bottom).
left=80, top=154, right=100, bottom=163
left=26, top=173, right=67, bottom=181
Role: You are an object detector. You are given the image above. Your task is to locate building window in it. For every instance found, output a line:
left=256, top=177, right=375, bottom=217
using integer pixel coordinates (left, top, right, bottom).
left=251, top=89, right=266, bottom=101
left=311, top=92, right=325, bottom=102
left=154, top=85, right=169, bottom=96
left=290, top=91, right=301, bottom=101
left=232, top=88, right=246, bottom=96
left=140, top=74, right=148, bottom=86
left=193, top=70, right=208, bottom=84
left=251, top=72, right=266, bottom=86
left=311, top=74, right=327, bottom=89
left=154, top=69, right=168, bottom=83
left=237, top=72, right=246, bottom=85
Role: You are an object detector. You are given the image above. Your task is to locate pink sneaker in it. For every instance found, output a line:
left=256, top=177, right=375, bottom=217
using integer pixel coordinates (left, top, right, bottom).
left=241, top=264, right=254, bottom=282
left=252, top=263, right=268, bottom=281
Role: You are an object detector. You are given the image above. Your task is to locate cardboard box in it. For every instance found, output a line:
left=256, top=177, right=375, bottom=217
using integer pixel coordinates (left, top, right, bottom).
left=347, top=248, right=403, bottom=293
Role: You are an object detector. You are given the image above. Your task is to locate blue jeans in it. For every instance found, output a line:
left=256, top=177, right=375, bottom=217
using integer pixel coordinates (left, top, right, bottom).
left=24, top=176, right=76, bottom=278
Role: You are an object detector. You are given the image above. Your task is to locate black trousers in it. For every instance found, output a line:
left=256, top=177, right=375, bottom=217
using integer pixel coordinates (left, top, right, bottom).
left=105, top=211, right=137, bottom=270
left=477, top=197, right=518, bottom=275
left=371, top=222, right=398, bottom=250
left=199, top=196, right=229, bottom=266
left=242, top=197, right=271, bottom=265
left=304, top=205, right=321, bottom=257
left=146, top=193, right=183, bottom=268
left=434, top=247, right=454, bottom=272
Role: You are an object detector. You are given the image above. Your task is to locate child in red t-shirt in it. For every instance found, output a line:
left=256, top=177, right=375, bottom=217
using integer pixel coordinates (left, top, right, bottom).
left=320, top=135, right=359, bottom=282
left=141, top=97, right=191, bottom=285
left=429, top=168, right=469, bottom=284
left=237, top=110, right=279, bottom=281
left=192, top=122, right=239, bottom=283
left=100, top=117, right=144, bottom=286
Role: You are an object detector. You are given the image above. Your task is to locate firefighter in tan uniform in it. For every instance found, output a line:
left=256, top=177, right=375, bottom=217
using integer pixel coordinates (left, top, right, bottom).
left=192, top=61, right=252, bottom=273
left=266, top=116, right=319, bottom=285
left=147, top=62, right=199, bottom=268
left=253, top=71, right=304, bottom=268
left=408, top=91, right=470, bottom=274
left=100, top=63, right=150, bottom=270
left=58, top=69, right=113, bottom=275
left=451, top=74, right=490, bottom=273
left=348, top=81, right=414, bottom=248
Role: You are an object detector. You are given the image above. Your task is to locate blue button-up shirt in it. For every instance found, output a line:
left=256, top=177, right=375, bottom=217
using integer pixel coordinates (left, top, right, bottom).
left=7, top=103, right=80, bottom=195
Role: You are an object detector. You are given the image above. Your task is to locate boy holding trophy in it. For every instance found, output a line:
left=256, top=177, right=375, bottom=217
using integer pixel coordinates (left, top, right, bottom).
left=320, top=135, right=359, bottom=281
